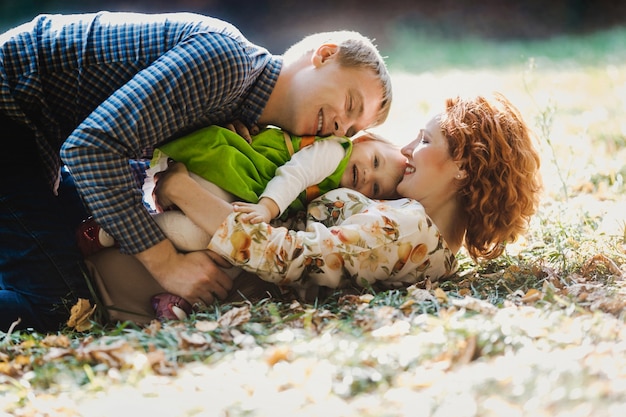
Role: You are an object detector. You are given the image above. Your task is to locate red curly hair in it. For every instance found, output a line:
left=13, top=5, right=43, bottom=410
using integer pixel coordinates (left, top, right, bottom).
left=440, top=93, right=542, bottom=261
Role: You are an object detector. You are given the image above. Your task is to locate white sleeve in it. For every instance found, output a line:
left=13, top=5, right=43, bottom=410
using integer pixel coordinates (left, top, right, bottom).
left=141, top=149, right=171, bottom=211
left=260, top=139, right=345, bottom=215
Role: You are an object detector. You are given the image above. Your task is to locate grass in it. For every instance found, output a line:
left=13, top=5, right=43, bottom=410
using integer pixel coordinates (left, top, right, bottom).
left=2, top=27, right=626, bottom=417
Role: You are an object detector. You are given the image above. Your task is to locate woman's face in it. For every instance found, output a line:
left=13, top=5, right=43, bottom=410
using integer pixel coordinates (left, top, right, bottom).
left=397, top=115, right=461, bottom=201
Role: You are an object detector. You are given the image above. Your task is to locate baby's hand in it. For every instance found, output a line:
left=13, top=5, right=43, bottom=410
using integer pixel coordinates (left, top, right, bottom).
left=232, top=202, right=273, bottom=224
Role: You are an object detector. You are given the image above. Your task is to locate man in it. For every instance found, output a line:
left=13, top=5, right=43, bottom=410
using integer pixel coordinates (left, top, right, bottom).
left=0, top=11, right=392, bottom=331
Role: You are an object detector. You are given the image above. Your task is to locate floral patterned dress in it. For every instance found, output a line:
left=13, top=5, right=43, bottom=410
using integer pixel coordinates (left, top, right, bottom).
left=208, top=189, right=458, bottom=290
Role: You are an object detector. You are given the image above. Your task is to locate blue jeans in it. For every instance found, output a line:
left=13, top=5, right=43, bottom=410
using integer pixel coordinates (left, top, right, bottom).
left=1, top=115, right=92, bottom=332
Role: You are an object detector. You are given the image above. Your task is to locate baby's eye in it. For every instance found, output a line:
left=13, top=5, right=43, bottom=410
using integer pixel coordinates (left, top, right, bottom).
left=373, top=183, right=380, bottom=197
left=374, top=156, right=379, bottom=168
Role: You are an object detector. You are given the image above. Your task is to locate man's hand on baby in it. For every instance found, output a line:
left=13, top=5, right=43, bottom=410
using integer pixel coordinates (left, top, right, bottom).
left=152, top=161, right=190, bottom=211
left=222, top=120, right=261, bottom=143
left=232, top=202, right=273, bottom=224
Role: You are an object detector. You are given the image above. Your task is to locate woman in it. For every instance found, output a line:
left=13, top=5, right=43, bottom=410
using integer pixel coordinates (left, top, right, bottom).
left=152, top=93, right=542, bottom=309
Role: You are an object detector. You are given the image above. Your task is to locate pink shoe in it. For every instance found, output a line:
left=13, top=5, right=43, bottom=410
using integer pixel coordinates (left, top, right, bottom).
left=76, top=217, right=109, bottom=257
left=151, top=293, right=192, bottom=321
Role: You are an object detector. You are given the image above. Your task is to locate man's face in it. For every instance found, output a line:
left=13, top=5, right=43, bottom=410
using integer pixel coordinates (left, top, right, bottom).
left=279, top=45, right=384, bottom=137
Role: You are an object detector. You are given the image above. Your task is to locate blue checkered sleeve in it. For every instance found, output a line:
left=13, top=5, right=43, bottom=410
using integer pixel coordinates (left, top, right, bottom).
left=1, top=11, right=281, bottom=254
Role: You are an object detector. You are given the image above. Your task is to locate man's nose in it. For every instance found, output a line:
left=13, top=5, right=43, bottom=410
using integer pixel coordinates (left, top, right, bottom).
left=333, top=120, right=347, bottom=137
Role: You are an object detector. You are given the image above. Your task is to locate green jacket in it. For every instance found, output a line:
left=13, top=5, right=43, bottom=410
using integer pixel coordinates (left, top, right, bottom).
left=154, top=126, right=352, bottom=216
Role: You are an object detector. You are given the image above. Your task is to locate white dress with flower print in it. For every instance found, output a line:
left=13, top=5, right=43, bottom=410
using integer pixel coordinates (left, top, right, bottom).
left=208, top=188, right=458, bottom=290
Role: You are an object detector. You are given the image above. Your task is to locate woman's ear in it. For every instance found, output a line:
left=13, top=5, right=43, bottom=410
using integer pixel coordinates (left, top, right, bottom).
left=312, top=44, right=339, bottom=67
left=455, top=161, right=468, bottom=180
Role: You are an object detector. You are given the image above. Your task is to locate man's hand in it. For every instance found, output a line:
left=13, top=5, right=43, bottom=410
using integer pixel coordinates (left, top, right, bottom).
left=152, top=161, right=190, bottom=212
left=135, top=239, right=233, bottom=305
left=222, top=120, right=261, bottom=143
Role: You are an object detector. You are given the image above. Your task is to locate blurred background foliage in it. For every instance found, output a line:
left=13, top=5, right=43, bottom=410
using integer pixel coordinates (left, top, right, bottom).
left=2, top=0, right=626, bottom=57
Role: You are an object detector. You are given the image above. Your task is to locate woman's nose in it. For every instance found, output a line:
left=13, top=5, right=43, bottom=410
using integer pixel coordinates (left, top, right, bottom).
left=401, top=140, right=417, bottom=157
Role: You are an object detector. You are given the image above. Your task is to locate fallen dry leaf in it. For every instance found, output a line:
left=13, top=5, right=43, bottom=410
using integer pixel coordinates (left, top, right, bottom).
left=179, top=332, right=212, bottom=349
left=218, top=305, right=251, bottom=328
left=195, top=320, right=219, bottom=332
left=73, top=339, right=135, bottom=369
left=582, top=253, right=624, bottom=278
left=434, top=288, right=448, bottom=303
left=265, top=345, right=292, bottom=366
left=451, top=296, right=499, bottom=315
left=521, top=288, right=543, bottom=303
left=146, top=348, right=178, bottom=376
left=66, top=298, right=97, bottom=332
left=42, top=335, right=71, bottom=348
left=406, top=286, right=436, bottom=302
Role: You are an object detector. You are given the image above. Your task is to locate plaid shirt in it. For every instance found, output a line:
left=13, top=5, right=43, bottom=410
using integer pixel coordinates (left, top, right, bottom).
left=0, top=11, right=281, bottom=253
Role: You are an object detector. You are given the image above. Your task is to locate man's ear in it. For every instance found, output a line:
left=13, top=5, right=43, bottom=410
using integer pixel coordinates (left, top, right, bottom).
left=312, top=44, right=339, bottom=67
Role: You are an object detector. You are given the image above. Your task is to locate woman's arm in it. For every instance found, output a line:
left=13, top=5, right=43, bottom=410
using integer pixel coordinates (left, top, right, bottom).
left=208, top=189, right=459, bottom=289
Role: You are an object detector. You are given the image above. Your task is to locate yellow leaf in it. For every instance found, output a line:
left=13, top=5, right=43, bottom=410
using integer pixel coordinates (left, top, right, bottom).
left=265, top=346, right=291, bottom=366
left=66, top=298, right=97, bottom=331
left=359, top=294, right=375, bottom=303
left=521, top=288, right=542, bottom=303
left=434, top=288, right=448, bottom=303
left=42, top=334, right=71, bottom=348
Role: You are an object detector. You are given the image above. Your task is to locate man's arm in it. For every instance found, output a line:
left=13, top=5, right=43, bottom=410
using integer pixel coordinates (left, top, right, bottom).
left=134, top=239, right=233, bottom=305
left=61, top=33, right=255, bottom=254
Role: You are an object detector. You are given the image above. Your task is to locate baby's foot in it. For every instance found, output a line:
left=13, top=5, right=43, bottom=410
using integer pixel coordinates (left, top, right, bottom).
left=75, top=217, right=115, bottom=257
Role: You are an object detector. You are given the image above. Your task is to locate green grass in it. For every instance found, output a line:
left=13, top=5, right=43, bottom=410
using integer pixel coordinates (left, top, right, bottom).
left=385, top=25, right=626, bottom=71
left=2, top=27, right=626, bottom=417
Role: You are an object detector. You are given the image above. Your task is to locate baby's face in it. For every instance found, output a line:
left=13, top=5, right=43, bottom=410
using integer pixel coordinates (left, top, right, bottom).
left=340, top=138, right=407, bottom=199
